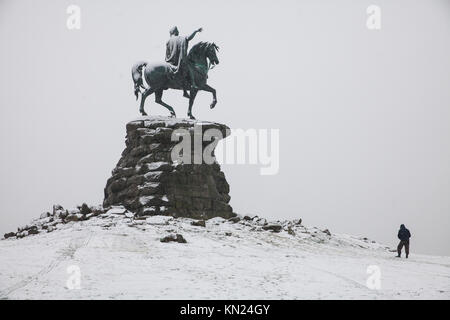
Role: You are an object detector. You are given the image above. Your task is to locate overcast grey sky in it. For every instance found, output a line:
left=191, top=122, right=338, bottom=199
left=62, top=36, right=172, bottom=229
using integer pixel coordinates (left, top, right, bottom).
left=1, top=0, right=449, bottom=255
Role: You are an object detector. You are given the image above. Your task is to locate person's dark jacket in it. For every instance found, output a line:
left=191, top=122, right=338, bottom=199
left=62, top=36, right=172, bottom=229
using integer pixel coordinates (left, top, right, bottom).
left=398, top=224, right=411, bottom=242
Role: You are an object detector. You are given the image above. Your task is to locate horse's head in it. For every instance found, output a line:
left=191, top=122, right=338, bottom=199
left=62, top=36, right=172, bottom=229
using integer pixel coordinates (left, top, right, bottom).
left=189, top=41, right=220, bottom=67
left=206, top=42, right=220, bottom=66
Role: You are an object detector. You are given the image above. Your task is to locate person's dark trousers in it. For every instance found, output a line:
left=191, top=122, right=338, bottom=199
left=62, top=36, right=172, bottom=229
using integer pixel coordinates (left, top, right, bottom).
left=397, top=240, right=410, bottom=258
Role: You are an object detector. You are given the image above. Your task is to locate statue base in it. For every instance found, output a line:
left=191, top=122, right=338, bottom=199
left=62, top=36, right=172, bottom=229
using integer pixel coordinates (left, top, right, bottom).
left=103, top=116, right=235, bottom=219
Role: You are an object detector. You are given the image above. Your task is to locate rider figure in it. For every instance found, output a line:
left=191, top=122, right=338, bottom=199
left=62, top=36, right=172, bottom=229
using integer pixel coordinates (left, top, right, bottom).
left=165, top=26, right=202, bottom=97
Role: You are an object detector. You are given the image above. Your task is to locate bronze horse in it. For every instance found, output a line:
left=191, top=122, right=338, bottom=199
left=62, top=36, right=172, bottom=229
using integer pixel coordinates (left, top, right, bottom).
left=132, top=42, right=219, bottom=120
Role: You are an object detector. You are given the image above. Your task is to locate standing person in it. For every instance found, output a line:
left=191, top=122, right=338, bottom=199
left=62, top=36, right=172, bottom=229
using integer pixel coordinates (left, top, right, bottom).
left=397, top=224, right=411, bottom=258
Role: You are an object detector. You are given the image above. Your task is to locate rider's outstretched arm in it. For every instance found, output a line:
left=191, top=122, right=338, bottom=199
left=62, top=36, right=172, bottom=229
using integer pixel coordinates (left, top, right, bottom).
left=187, top=27, right=203, bottom=41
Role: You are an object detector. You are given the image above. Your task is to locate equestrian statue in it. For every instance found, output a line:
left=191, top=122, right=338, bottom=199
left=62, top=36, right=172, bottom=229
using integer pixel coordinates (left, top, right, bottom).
left=132, top=27, right=220, bottom=120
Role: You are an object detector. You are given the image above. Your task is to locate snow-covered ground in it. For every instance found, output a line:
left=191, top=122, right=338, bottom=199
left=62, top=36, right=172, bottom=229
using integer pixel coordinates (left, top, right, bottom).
left=0, top=211, right=449, bottom=300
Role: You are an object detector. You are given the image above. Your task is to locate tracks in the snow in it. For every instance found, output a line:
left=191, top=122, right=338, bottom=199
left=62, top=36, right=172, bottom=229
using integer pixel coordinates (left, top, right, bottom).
left=0, top=230, right=93, bottom=299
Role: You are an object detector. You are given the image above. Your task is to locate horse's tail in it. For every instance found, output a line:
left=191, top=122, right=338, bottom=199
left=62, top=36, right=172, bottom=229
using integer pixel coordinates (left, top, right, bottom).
left=131, top=61, right=147, bottom=100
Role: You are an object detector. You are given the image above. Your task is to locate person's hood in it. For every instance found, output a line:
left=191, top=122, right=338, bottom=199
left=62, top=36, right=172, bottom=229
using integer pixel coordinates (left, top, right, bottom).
left=400, top=224, right=406, bottom=230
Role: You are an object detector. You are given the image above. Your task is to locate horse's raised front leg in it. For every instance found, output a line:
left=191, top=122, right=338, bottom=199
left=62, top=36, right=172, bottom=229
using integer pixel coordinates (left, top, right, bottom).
left=140, top=88, right=154, bottom=116
left=187, top=89, right=198, bottom=120
left=200, top=84, right=217, bottom=109
left=155, top=89, right=176, bottom=117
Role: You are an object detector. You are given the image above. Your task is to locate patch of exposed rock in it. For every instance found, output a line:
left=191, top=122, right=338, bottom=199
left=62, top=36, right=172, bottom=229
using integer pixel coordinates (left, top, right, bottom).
left=2, top=204, right=106, bottom=240
left=160, top=234, right=187, bottom=243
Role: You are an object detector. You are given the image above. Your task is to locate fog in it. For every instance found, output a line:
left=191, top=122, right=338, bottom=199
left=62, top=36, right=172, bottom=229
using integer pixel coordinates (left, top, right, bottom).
left=1, top=0, right=449, bottom=255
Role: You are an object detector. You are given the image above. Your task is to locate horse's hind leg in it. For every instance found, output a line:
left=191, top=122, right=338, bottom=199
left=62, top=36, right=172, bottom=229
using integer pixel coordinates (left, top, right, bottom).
left=155, top=90, right=176, bottom=117
left=140, top=88, right=154, bottom=116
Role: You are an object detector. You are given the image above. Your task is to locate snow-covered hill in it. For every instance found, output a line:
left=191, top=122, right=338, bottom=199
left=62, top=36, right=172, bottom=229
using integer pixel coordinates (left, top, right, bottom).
left=1, top=207, right=449, bottom=299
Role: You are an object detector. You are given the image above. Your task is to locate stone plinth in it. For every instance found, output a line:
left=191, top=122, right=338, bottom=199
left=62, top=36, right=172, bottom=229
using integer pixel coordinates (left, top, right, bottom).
left=103, top=116, right=235, bottom=219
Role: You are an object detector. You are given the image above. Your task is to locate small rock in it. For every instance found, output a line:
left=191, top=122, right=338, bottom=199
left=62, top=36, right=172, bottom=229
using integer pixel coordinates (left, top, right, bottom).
left=58, top=210, right=69, bottom=219
left=4, top=232, right=16, bottom=239
left=124, top=211, right=134, bottom=218
left=287, top=226, right=296, bottom=236
left=106, top=206, right=127, bottom=215
left=243, top=216, right=252, bottom=221
left=323, top=229, right=331, bottom=236
left=160, top=234, right=187, bottom=243
left=85, top=213, right=95, bottom=220
left=228, top=216, right=240, bottom=223
left=262, top=224, right=282, bottom=233
left=65, top=214, right=79, bottom=222
left=40, top=212, right=51, bottom=219
left=254, top=218, right=267, bottom=226
left=28, top=228, right=39, bottom=235
left=191, top=220, right=206, bottom=227
left=90, top=205, right=106, bottom=216
left=225, top=232, right=232, bottom=236
left=17, top=231, right=28, bottom=238
left=79, top=203, right=92, bottom=215
left=52, top=204, right=64, bottom=215
left=293, top=218, right=302, bottom=225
